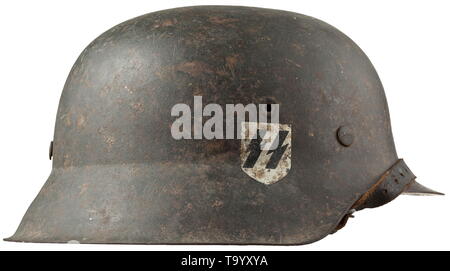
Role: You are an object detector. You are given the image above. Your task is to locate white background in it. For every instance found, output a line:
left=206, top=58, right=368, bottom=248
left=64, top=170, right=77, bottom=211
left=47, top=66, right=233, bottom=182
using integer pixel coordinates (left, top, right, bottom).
left=0, top=0, right=449, bottom=251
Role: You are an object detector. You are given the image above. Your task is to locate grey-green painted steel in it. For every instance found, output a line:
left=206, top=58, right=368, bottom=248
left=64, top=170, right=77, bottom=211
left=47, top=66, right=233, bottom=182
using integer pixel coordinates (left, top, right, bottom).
left=6, top=6, right=437, bottom=245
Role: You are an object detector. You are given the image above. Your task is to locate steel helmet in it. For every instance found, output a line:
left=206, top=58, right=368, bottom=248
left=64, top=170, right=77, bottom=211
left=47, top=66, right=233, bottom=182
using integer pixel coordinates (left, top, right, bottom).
left=6, top=6, right=442, bottom=245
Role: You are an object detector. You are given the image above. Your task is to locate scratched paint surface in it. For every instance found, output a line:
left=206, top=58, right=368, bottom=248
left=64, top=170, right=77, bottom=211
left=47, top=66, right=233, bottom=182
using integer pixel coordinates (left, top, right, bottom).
left=7, top=6, right=404, bottom=245
left=241, top=122, right=292, bottom=185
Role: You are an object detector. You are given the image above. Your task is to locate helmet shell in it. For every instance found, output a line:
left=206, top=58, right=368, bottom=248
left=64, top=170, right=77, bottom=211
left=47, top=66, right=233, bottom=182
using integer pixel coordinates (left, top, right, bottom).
left=8, top=6, right=400, bottom=244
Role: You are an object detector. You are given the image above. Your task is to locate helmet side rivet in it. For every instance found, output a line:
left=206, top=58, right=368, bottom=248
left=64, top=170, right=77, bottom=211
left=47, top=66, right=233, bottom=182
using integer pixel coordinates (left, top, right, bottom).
left=49, top=141, right=54, bottom=160
left=337, top=126, right=354, bottom=147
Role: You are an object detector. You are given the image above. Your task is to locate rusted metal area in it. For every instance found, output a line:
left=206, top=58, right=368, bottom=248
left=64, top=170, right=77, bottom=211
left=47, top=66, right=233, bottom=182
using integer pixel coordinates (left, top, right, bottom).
left=352, top=159, right=416, bottom=210
left=334, top=159, right=419, bottom=232
left=5, top=6, right=439, bottom=245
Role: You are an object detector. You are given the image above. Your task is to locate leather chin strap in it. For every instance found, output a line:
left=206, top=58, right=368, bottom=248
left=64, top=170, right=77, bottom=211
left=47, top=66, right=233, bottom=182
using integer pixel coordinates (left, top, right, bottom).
left=353, top=159, right=416, bottom=210
left=333, top=159, right=416, bottom=233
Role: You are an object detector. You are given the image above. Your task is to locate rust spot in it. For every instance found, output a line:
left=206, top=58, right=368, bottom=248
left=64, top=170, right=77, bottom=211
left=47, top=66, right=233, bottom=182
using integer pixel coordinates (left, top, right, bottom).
left=225, top=54, right=239, bottom=71
left=192, top=86, right=203, bottom=96
left=204, top=140, right=227, bottom=155
left=77, top=114, right=86, bottom=129
left=101, top=85, right=111, bottom=97
left=174, top=61, right=214, bottom=77
left=162, top=18, right=177, bottom=27
left=292, top=43, right=306, bottom=56
left=153, top=18, right=178, bottom=28
left=254, top=168, right=266, bottom=179
left=63, top=111, right=72, bottom=127
left=79, top=183, right=89, bottom=195
left=63, top=154, right=72, bottom=169
left=245, top=26, right=263, bottom=33
left=215, top=68, right=229, bottom=76
left=211, top=200, right=224, bottom=208
left=168, top=183, right=183, bottom=196
left=131, top=102, right=144, bottom=113
left=208, top=16, right=238, bottom=24
left=285, top=58, right=302, bottom=69
left=104, top=136, right=116, bottom=147
left=98, top=127, right=116, bottom=149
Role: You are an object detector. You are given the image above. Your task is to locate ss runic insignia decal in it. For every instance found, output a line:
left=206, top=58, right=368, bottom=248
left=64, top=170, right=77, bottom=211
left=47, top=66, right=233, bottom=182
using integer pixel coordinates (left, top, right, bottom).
left=240, top=122, right=292, bottom=185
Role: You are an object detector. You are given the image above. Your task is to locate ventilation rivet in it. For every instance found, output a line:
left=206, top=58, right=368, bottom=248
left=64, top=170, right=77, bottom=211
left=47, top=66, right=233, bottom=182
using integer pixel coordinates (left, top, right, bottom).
left=337, top=126, right=354, bottom=147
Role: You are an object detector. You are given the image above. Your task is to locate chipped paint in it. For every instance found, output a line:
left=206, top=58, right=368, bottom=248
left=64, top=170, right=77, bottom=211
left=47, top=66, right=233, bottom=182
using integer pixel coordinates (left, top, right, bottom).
left=241, top=122, right=292, bottom=185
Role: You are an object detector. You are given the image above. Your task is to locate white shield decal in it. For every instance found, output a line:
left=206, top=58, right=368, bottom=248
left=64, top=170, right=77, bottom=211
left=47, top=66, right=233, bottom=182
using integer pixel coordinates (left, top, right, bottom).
left=240, top=122, right=292, bottom=185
